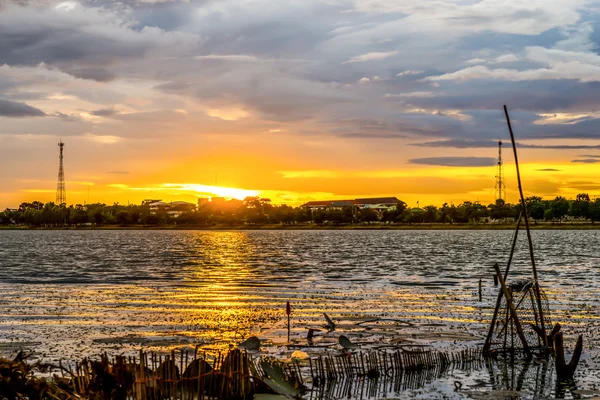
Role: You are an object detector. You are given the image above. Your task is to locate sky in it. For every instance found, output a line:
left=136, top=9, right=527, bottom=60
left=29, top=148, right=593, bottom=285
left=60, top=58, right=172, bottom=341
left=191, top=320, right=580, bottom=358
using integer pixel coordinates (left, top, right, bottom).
left=2, top=0, right=600, bottom=209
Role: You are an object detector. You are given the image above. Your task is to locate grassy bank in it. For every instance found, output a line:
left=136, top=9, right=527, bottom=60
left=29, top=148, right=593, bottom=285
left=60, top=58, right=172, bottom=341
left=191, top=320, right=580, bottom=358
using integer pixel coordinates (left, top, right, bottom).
left=2, top=222, right=600, bottom=230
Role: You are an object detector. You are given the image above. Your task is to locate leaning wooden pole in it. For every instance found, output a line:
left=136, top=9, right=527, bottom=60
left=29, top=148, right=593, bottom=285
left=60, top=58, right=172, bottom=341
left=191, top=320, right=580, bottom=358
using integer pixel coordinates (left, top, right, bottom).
left=493, top=263, right=531, bottom=359
left=503, top=105, right=548, bottom=347
left=483, top=214, right=522, bottom=354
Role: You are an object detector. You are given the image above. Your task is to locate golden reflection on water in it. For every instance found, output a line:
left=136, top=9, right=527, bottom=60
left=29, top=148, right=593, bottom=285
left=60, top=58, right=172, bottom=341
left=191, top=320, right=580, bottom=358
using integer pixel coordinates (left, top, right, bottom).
left=0, top=230, right=599, bottom=373
left=188, top=231, right=254, bottom=287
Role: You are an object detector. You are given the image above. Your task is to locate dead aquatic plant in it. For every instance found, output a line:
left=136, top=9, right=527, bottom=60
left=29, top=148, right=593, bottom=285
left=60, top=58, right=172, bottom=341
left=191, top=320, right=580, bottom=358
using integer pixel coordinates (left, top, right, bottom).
left=0, top=352, right=78, bottom=400
left=259, top=358, right=306, bottom=399
left=82, top=355, right=134, bottom=400
left=69, top=349, right=262, bottom=400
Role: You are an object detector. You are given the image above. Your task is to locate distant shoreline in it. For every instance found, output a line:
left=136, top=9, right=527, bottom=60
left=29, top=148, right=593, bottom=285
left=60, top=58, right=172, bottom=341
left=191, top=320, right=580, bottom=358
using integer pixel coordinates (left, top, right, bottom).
left=2, top=222, right=599, bottom=230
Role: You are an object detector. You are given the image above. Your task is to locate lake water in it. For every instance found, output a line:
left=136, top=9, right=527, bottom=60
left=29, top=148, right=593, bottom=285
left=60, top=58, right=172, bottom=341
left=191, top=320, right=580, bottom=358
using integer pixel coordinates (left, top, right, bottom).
left=0, top=229, right=599, bottom=398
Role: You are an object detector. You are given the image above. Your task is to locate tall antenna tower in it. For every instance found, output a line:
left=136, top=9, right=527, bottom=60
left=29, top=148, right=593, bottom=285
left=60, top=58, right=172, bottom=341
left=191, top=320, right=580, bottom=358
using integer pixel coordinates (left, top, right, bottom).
left=495, top=140, right=506, bottom=201
left=56, top=141, right=66, bottom=205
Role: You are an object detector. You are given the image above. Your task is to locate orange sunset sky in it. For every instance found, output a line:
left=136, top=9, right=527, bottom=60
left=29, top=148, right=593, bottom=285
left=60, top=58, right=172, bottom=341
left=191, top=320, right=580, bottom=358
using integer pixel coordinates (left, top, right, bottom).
left=1, top=1, right=600, bottom=209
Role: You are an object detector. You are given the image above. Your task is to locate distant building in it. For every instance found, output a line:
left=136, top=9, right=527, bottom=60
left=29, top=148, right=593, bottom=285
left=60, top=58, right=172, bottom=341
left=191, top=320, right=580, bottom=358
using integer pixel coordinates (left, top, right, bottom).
left=354, top=197, right=404, bottom=210
left=142, top=199, right=162, bottom=206
left=147, top=201, right=196, bottom=217
left=198, top=197, right=227, bottom=207
left=302, top=197, right=404, bottom=211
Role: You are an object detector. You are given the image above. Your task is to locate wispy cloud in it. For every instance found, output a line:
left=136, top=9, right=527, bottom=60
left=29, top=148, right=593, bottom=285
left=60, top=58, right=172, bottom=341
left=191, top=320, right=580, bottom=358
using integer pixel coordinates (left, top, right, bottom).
left=397, top=70, right=423, bottom=76
left=194, top=55, right=259, bottom=61
left=343, top=51, right=397, bottom=64
left=384, top=91, right=436, bottom=98
left=408, top=157, right=496, bottom=167
left=571, top=159, right=600, bottom=164
left=412, top=139, right=600, bottom=150
left=278, top=170, right=339, bottom=179
left=84, top=133, right=123, bottom=144
left=89, top=108, right=119, bottom=117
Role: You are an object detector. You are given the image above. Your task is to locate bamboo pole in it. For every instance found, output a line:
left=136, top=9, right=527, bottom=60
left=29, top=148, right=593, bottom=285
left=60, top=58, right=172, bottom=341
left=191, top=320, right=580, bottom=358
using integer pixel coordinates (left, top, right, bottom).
left=483, top=215, right=522, bottom=354
left=503, top=105, right=547, bottom=346
left=493, top=263, right=531, bottom=358
left=286, top=301, right=291, bottom=343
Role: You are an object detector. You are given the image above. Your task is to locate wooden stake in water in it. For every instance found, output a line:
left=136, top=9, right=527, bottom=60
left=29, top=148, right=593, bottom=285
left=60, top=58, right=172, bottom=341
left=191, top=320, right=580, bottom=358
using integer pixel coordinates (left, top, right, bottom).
left=478, top=279, right=482, bottom=302
left=286, top=301, right=291, bottom=342
left=493, top=263, right=531, bottom=359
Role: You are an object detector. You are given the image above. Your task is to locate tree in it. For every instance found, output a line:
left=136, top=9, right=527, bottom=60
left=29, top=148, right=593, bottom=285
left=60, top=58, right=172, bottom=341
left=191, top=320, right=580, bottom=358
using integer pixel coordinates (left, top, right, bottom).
left=89, top=210, right=105, bottom=225
left=529, top=202, right=545, bottom=222
left=489, top=199, right=512, bottom=220
left=129, top=208, right=141, bottom=224
left=359, top=208, right=378, bottom=223
left=140, top=213, right=160, bottom=225
left=525, top=196, right=542, bottom=208
left=589, top=199, right=600, bottom=223
left=24, top=208, right=44, bottom=226
left=439, top=203, right=450, bottom=223
left=448, top=204, right=458, bottom=223
left=570, top=193, right=590, bottom=219
left=423, top=205, right=438, bottom=223
left=116, top=211, right=131, bottom=226
left=313, top=210, right=325, bottom=224
left=70, top=205, right=88, bottom=225
left=550, top=196, right=569, bottom=221
left=576, top=193, right=591, bottom=202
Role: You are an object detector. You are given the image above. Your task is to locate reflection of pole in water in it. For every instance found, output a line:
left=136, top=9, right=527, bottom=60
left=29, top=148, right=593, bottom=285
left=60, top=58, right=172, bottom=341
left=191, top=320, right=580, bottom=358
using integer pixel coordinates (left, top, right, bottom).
left=534, top=359, right=541, bottom=396
left=485, top=358, right=497, bottom=388
left=486, top=358, right=556, bottom=397
left=515, top=360, right=530, bottom=391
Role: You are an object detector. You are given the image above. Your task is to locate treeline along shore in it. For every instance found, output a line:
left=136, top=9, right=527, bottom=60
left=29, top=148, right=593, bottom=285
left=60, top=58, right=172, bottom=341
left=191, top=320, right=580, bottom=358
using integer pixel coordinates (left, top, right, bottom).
left=2, top=194, right=600, bottom=229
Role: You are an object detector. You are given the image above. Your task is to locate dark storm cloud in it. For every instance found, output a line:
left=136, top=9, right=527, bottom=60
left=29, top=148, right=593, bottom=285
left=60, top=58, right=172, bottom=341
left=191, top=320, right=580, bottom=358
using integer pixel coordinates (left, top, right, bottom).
left=0, top=3, right=197, bottom=81
left=0, top=99, right=45, bottom=117
left=408, top=157, right=496, bottom=167
left=1, top=0, right=599, bottom=145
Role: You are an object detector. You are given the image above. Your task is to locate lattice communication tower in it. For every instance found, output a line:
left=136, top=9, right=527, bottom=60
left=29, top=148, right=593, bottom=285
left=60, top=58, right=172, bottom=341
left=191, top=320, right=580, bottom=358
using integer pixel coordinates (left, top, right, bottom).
left=495, top=140, right=506, bottom=201
left=56, top=141, right=66, bottom=205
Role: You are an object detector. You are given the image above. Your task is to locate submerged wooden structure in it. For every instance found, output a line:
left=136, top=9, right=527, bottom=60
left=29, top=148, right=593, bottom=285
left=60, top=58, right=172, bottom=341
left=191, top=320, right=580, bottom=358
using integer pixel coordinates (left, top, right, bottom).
left=483, top=106, right=553, bottom=358
left=483, top=107, right=583, bottom=381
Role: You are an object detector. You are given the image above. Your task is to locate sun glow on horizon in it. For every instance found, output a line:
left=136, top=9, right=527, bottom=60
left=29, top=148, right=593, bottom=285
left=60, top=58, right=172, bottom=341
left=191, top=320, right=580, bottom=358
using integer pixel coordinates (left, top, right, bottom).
left=160, top=183, right=260, bottom=200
